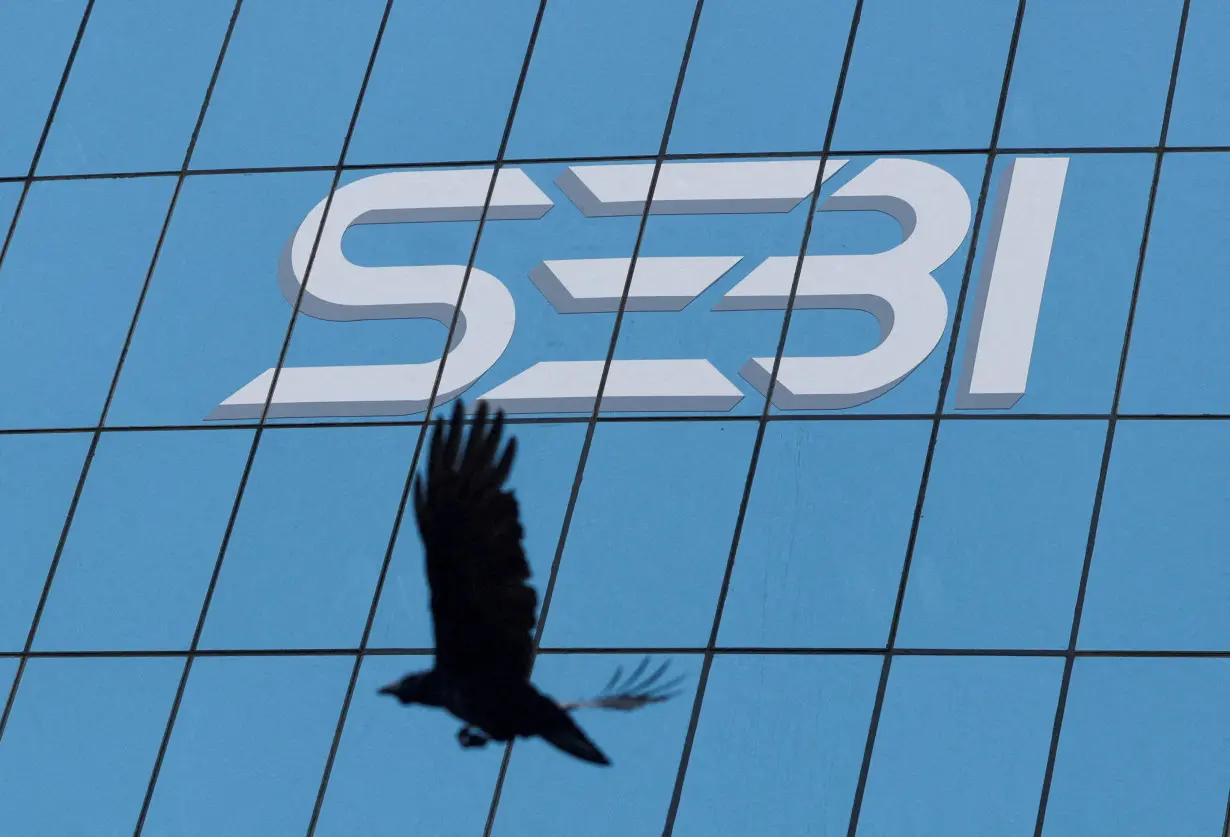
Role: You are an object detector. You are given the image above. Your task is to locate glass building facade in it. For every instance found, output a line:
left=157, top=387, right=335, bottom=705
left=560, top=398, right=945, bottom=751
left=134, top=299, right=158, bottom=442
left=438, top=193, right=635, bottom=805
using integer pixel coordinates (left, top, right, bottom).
left=0, top=0, right=1227, bottom=834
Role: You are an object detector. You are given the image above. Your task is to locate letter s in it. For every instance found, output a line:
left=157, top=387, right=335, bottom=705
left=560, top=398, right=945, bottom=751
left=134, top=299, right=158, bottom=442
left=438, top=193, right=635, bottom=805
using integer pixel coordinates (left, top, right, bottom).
left=208, top=168, right=553, bottom=420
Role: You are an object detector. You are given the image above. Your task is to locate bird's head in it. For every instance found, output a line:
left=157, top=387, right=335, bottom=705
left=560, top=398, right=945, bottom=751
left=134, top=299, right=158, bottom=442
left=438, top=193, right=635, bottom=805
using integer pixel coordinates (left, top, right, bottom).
left=377, top=670, right=441, bottom=707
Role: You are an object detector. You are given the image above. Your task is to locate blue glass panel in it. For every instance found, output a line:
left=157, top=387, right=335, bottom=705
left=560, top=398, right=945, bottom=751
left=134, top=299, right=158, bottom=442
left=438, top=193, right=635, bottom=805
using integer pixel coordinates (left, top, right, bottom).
left=603, top=159, right=811, bottom=418
left=542, top=421, right=757, bottom=648
left=0, top=433, right=90, bottom=651
left=491, top=654, right=699, bottom=837
left=0, top=658, right=15, bottom=694
left=189, top=0, right=387, bottom=170
left=505, top=0, right=697, bottom=159
left=33, top=429, right=252, bottom=652
left=719, top=419, right=930, bottom=648
left=0, top=1, right=87, bottom=177
left=348, top=0, right=541, bottom=165
left=0, top=176, right=175, bottom=430
left=1079, top=420, right=1230, bottom=651
left=107, top=170, right=333, bottom=427
left=199, top=425, right=416, bottom=650
left=947, top=154, right=1154, bottom=414
left=1121, top=153, right=1230, bottom=414
left=1001, top=0, right=1184, bottom=148
left=667, top=0, right=856, bottom=155
left=773, top=154, right=985, bottom=416
left=432, top=162, right=637, bottom=422
left=313, top=653, right=501, bottom=836
left=0, top=657, right=181, bottom=835
left=140, top=654, right=351, bottom=836
left=670, top=654, right=881, bottom=837
left=898, top=420, right=1105, bottom=649
left=1042, top=658, right=1230, bottom=837
left=38, top=0, right=236, bottom=176
left=0, top=183, right=20, bottom=230
left=833, top=0, right=1017, bottom=152
left=1168, top=0, right=1230, bottom=146
left=857, top=656, right=1063, bottom=836
left=370, top=421, right=585, bottom=649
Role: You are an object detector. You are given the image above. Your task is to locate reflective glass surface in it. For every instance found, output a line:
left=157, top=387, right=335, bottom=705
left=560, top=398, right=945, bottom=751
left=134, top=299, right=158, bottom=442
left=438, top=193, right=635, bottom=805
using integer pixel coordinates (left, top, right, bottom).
left=0, top=4, right=1222, bottom=835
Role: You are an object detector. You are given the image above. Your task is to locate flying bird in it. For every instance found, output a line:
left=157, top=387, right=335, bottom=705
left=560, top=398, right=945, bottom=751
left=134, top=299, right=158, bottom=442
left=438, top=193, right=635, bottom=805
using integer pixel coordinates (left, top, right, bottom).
left=378, top=400, right=682, bottom=765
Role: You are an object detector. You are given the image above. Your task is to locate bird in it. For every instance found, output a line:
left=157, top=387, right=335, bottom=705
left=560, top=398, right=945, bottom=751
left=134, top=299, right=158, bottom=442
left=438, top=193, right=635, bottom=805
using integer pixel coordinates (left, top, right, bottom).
left=378, top=399, right=683, bottom=766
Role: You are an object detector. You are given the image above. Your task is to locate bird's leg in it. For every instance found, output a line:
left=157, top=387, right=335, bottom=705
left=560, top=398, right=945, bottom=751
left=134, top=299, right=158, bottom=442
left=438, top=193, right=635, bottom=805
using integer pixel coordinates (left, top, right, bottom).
left=457, top=725, right=489, bottom=749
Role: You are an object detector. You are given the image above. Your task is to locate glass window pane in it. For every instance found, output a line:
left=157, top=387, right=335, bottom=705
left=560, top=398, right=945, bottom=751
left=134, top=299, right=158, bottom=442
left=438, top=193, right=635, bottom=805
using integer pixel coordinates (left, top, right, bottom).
left=542, top=420, right=757, bottom=648
left=0, top=182, right=20, bottom=230
left=0, top=657, right=182, bottom=835
left=897, top=420, right=1106, bottom=649
left=313, top=653, right=502, bottom=835
left=32, top=429, right=252, bottom=652
left=189, top=0, right=387, bottom=171
left=1168, top=0, right=1230, bottom=146
left=666, top=0, right=856, bottom=155
left=0, top=433, right=90, bottom=651
left=1079, top=420, right=1230, bottom=651
left=0, top=177, right=175, bottom=430
left=37, top=0, right=236, bottom=176
left=948, top=154, right=1155, bottom=414
left=491, top=654, right=699, bottom=837
left=505, top=0, right=697, bottom=159
left=370, top=421, right=585, bottom=649
left=1121, top=153, right=1230, bottom=414
left=348, top=0, right=541, bottom=165
left=720, top=419, right=930, bottom=649
left=671, top=654, right=882, bottom=837
left=0, top=659, right=16, bottom=694
left=141, top=654, right=351, bottom=836
left=856, top=656, right=1063, bottom=836
left=1001, top=0, right=1184, bottom=148
left=199, top=425, right=416, bottom=651
left=107, top=171, right=332, bottom=427
left=1042, top=658, right=1230, bottom=837
left=0, top=1, right=87, bottom=177
left=833, top=0, right=1017, bottom=152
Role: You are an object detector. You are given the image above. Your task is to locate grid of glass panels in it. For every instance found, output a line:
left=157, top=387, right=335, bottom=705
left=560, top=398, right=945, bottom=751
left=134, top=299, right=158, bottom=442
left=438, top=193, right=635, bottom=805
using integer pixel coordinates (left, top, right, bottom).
left=0, top=1, right=1226, bottom=835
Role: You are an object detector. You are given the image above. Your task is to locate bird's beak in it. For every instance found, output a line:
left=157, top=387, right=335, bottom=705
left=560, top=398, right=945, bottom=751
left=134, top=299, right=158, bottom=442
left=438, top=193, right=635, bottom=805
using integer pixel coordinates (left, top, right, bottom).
left=377, top=682, right=398, bottom=696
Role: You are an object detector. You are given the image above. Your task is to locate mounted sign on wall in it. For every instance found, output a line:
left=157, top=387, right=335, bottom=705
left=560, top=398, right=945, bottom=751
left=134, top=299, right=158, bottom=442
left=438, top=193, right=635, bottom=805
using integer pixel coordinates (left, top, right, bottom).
left=208, top=157, right=1069, bottom=421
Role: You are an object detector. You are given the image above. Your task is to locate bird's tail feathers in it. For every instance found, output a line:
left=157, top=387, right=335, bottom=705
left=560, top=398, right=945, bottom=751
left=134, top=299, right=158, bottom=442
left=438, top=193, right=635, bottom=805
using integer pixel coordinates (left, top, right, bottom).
left=540, top=713, right=610, bottom=766
left=560, top=655, right=685, bottom=713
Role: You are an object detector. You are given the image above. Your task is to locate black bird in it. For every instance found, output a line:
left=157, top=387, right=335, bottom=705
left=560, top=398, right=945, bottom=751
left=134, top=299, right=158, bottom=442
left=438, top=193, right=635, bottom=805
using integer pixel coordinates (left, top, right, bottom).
left=378, top=400, right=682, bottom=766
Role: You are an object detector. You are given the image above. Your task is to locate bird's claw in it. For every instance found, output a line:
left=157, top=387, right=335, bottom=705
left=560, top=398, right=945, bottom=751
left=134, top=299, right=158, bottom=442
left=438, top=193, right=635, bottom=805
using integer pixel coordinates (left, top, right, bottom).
left=457, top=726, right=489, bottom=749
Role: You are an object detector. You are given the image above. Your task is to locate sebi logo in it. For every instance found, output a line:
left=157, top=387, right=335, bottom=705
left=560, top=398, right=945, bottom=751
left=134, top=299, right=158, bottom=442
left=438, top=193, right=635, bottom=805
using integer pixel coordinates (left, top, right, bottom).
left=208, top=157, right=1069, bottom=421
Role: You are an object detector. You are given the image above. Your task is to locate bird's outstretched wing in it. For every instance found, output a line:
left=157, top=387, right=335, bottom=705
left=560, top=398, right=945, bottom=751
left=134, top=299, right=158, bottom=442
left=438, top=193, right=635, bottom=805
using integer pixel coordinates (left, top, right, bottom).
left=413, top=400, right=537, bottom=681
left=560, top=657, right=685, bottom=712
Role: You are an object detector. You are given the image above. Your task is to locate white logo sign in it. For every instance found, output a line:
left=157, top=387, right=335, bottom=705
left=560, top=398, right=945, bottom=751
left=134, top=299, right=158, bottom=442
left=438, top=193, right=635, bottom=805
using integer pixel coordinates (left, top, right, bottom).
left=208, top=157, right=1068, bottom=420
